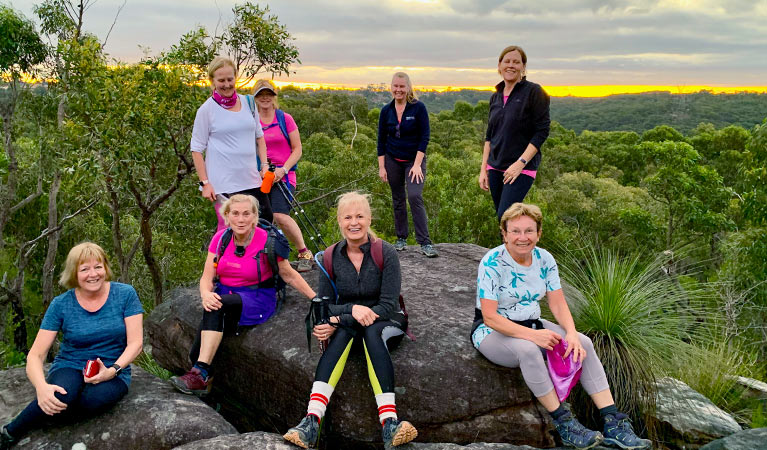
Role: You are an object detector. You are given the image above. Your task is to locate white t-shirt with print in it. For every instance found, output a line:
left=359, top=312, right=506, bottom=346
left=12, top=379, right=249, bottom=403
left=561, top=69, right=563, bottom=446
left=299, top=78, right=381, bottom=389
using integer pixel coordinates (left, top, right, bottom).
left=472, top=244, right=562, bottom=349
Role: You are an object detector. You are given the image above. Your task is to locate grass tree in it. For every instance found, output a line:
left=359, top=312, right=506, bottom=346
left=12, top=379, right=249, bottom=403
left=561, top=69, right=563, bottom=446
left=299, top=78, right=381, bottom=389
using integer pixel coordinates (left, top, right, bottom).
left=557, top=246, right=711, bottom=433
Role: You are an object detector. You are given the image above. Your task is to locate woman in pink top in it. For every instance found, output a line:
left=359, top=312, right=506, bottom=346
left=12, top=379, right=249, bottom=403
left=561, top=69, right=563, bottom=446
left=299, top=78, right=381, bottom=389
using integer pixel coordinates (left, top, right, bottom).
left=170, top=194, right=317, bottom=397
left=253, top=79, right=314, bottom=272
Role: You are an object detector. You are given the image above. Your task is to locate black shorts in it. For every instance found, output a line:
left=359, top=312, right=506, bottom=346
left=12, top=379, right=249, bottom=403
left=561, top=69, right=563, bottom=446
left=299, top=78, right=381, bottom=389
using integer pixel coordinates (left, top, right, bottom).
left=269, top=180, right=295, bottom=215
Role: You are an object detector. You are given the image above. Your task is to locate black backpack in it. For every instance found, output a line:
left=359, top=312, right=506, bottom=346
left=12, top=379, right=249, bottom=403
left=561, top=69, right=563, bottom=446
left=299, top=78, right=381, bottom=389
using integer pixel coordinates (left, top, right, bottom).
left=214, top=218, right=290, bottom=312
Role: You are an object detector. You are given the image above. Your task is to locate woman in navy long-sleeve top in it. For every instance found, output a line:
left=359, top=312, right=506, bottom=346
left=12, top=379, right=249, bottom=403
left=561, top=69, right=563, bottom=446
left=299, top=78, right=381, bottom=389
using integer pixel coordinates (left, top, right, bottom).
left=377, top=72, right=438, bottom=258
left=478, top=45, right=550, bottom=219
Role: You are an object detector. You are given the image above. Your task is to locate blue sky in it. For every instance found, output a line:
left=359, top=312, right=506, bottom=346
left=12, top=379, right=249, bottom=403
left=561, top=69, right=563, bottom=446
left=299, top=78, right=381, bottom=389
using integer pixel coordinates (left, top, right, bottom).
left=15, top=0, right=767, bottom=88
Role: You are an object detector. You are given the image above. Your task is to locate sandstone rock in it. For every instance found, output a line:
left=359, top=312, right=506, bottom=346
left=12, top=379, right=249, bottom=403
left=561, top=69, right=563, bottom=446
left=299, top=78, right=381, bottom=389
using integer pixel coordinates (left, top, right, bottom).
left=699, top=427, right=767, bottom=450
left=148, top=243, right=557, bottom=448
left=0, top=366, right=237, bottom=449
left=172, top=431, right=612, bottom=450
left=653, top=377, right=741, bottom=448
left=731, top=376, right=767, bottom=401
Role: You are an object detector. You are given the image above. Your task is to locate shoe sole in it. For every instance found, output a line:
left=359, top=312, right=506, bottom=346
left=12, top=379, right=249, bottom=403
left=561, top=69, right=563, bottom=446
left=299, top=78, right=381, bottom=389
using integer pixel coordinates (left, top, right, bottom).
left=603, top=437, right=652, bottom=449
left=421, top=251, right=438, bottom=258
left=563, top=433, right=604, bottom=450
left=283, top=431, right=310, bottom=448
left=169, top=377, right=211, bottom=398
left=391, top=421, right=418, bottom=446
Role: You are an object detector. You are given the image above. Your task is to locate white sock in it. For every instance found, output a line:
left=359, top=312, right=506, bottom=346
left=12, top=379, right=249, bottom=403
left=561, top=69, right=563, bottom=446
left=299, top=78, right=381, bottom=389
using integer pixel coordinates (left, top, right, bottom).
left=307, top=381, right=334, bottom=420
left=375, top=392, right=397, bottom=424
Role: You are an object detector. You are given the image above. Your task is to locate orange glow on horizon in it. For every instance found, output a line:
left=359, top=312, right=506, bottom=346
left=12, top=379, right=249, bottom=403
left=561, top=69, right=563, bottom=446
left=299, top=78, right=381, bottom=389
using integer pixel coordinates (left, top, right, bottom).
left=11, top=70, right=767, bottom=98
left=269, top=81, right=767, bottom=97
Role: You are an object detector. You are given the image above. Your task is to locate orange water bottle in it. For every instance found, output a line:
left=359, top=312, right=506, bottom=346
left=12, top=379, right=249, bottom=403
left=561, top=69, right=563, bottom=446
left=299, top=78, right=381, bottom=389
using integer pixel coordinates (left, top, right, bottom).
left=261, top=163, right=276, bottom=194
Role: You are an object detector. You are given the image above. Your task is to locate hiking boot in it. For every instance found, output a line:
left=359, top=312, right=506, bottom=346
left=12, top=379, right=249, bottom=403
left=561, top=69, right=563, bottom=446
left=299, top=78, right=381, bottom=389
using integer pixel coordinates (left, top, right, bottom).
left=169, top=367, right=212, bottom=397
left=603, top=413, right=651, bottom=449
left=394, top=238, right=407, bottom=251
left=382, top=418, right=418, bottom=449
left=283, top=414, right=320, bottom=448
left=553, top=404, right=603, bottom=449
left=1, top=425, right=15, bottom=450
left=296, top=250, right=313, bottom=273
left=420, top=244, right=438, bottom=258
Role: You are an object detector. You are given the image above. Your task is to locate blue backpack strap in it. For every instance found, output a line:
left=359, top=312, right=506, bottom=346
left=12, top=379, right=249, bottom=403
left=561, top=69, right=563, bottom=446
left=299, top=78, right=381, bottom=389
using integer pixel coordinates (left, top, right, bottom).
left=276, top=109, right=298, bottom=173
left=317, top=242, right=340, bottom=303
left=246, top=94, right=263, bottom=171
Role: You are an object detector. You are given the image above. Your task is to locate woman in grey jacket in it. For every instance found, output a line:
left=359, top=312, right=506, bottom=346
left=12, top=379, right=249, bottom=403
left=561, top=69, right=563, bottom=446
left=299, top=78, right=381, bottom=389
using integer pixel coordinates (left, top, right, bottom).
left=283, top=192, right=417, bottom=450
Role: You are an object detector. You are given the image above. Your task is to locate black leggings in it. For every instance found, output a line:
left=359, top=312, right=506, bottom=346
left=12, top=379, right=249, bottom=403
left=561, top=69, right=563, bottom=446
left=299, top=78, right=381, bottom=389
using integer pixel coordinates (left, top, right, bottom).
left=487, top=170, right=535, bottom=219
left=315, top=319, right=405, bottom=394
left=189, top=294, right=242, bottom=363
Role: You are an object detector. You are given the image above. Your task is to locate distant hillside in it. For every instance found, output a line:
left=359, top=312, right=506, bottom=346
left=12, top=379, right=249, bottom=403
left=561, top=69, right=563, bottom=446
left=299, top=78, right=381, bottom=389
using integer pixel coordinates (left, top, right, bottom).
left=338, top=87, right=767, bottom=134
left=550, top=91, right=767, bottom=133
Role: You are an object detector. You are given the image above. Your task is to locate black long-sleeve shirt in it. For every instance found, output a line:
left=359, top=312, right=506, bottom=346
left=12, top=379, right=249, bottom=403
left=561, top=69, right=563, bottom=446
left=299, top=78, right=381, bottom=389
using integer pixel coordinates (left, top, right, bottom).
left=377, top=100, right=430, bottom=160
left=318, top=239, right=402, bottom=327
left=485, top=78, right=550, bottom=171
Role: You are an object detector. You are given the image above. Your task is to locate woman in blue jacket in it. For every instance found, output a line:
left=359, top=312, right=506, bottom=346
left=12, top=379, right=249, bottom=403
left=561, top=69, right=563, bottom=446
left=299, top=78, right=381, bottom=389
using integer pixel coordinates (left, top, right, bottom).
left=377, top=72, right=438, bottom=258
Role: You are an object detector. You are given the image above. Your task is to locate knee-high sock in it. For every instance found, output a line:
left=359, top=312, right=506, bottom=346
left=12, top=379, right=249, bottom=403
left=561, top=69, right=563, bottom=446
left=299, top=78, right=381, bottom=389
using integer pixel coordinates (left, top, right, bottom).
left=375, top=392, right=397, bottom=424
left=307, top=381, right=334, bottom=420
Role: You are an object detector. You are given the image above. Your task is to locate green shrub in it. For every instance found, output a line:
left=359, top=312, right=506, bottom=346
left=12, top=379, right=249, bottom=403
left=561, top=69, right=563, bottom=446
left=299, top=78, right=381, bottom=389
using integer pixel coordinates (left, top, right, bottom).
left=557, top=245, right=709, bottom=434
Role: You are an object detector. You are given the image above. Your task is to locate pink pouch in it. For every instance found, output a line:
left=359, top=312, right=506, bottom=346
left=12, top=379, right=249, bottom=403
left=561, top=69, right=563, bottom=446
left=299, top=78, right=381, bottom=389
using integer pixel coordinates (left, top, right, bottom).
left=546, top=340, right=583, bottom=402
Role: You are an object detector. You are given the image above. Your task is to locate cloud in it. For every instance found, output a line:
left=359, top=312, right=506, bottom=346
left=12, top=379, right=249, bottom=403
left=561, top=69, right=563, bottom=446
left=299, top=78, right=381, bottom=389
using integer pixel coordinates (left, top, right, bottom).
left=15, top=0, right=767, bottom=86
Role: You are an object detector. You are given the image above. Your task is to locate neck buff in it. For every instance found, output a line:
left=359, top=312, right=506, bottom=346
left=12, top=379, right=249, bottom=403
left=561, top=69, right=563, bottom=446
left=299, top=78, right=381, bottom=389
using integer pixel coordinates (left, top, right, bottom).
left=212, top=90, right=238, bottom=109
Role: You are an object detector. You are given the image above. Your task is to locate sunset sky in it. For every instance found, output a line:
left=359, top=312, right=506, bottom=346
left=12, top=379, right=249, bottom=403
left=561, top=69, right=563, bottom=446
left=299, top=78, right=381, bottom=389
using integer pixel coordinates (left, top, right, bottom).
left=15, top=0, right=767, bottom=95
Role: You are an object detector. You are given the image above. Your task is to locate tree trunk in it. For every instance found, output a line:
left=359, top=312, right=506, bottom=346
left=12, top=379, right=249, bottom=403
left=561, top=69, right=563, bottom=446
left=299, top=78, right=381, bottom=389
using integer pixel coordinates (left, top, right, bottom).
left=140, top=212, right=163, bottom=306
left=42, top=171, right=63, bottom=309
left=8, top=287, right=28, bottom=352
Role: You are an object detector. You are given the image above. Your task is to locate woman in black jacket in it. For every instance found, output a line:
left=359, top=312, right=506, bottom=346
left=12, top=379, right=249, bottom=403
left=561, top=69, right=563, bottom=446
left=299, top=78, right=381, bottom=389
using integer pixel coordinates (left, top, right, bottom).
left=478, top=45, right=550, bottom=219
left=283, top=192, right=417, bottom=450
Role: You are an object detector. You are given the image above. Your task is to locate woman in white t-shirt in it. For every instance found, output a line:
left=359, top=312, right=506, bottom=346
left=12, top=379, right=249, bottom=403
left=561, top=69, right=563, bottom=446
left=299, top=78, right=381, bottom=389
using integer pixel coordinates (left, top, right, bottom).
left=191, top=56, right=272, bottom=230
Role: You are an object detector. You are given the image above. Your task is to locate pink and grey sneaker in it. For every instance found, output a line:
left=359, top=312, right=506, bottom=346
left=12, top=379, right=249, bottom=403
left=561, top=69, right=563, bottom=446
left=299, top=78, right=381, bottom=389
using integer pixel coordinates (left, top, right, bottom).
left=170, top=367, right=212, bottom=397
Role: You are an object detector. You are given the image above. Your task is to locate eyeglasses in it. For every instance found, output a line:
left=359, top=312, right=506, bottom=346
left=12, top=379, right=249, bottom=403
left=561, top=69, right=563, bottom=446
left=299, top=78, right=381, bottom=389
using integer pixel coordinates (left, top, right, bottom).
left=234, top=245, right=246, bottom=257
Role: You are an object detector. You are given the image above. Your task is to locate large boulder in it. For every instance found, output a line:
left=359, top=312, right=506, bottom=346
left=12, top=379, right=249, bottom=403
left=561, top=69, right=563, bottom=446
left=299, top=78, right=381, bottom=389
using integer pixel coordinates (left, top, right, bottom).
left=148, top=243, right=557, bottom=448
left=0, top=365, right=237, bottom=449
left=172, top=431, right=606, bottom=450
left=699, top=427, right=767, bottom=450
left=652, top=377, right=742, bottom=448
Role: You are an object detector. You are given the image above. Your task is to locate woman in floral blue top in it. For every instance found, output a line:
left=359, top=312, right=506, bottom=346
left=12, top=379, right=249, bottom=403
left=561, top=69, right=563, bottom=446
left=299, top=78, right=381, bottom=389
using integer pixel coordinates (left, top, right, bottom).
left=472, top=203, right=650, bottom=450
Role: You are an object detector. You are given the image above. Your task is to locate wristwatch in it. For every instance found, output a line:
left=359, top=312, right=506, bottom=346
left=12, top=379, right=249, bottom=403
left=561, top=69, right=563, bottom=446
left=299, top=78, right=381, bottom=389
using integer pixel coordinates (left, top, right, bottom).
left=518, top=157, right=528, bottom=165
left=110, top=363, right=122, bottom=376
left=198, top=179, right=209, bottom=187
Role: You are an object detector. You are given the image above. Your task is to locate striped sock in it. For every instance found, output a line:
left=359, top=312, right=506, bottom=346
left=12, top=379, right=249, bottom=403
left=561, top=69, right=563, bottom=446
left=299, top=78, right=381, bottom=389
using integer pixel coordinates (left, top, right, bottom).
left=375, top=392, right=397, bottom=424
left=307, top=381, right=334, bottom=420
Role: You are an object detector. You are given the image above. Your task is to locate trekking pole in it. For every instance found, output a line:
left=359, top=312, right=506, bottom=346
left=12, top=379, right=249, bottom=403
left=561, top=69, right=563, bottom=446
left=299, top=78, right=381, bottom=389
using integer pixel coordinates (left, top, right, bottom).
left=275, top=180, right=328, bottom=252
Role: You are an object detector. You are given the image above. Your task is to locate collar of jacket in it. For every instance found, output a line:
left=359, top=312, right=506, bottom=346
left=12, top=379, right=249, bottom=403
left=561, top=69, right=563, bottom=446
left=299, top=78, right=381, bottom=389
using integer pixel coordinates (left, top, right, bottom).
left=495, top=77, right=528, bottom=93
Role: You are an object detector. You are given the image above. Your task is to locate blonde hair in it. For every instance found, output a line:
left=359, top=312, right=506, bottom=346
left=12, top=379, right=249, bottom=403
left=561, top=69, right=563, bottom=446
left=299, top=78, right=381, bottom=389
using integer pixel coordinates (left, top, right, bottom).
left=220, top=194, right=259, bottom=227
left=253, top=79, right=279, bottom=109
left=499, top=202, right=543, bottom=232
left=59, top=242, right=113, bottom=289
left=207, top=56, right=237, bottom=86
left=392, top=72, right=419, bottom=103
left=336, top=191, right=377, bottom=240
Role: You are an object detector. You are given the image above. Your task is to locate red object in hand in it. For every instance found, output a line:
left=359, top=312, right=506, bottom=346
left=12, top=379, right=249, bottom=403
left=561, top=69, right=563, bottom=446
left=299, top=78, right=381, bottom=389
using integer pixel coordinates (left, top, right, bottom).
left=83, top=359, right=99, bottom=378
left=261, top=169, right=275, bottom=193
